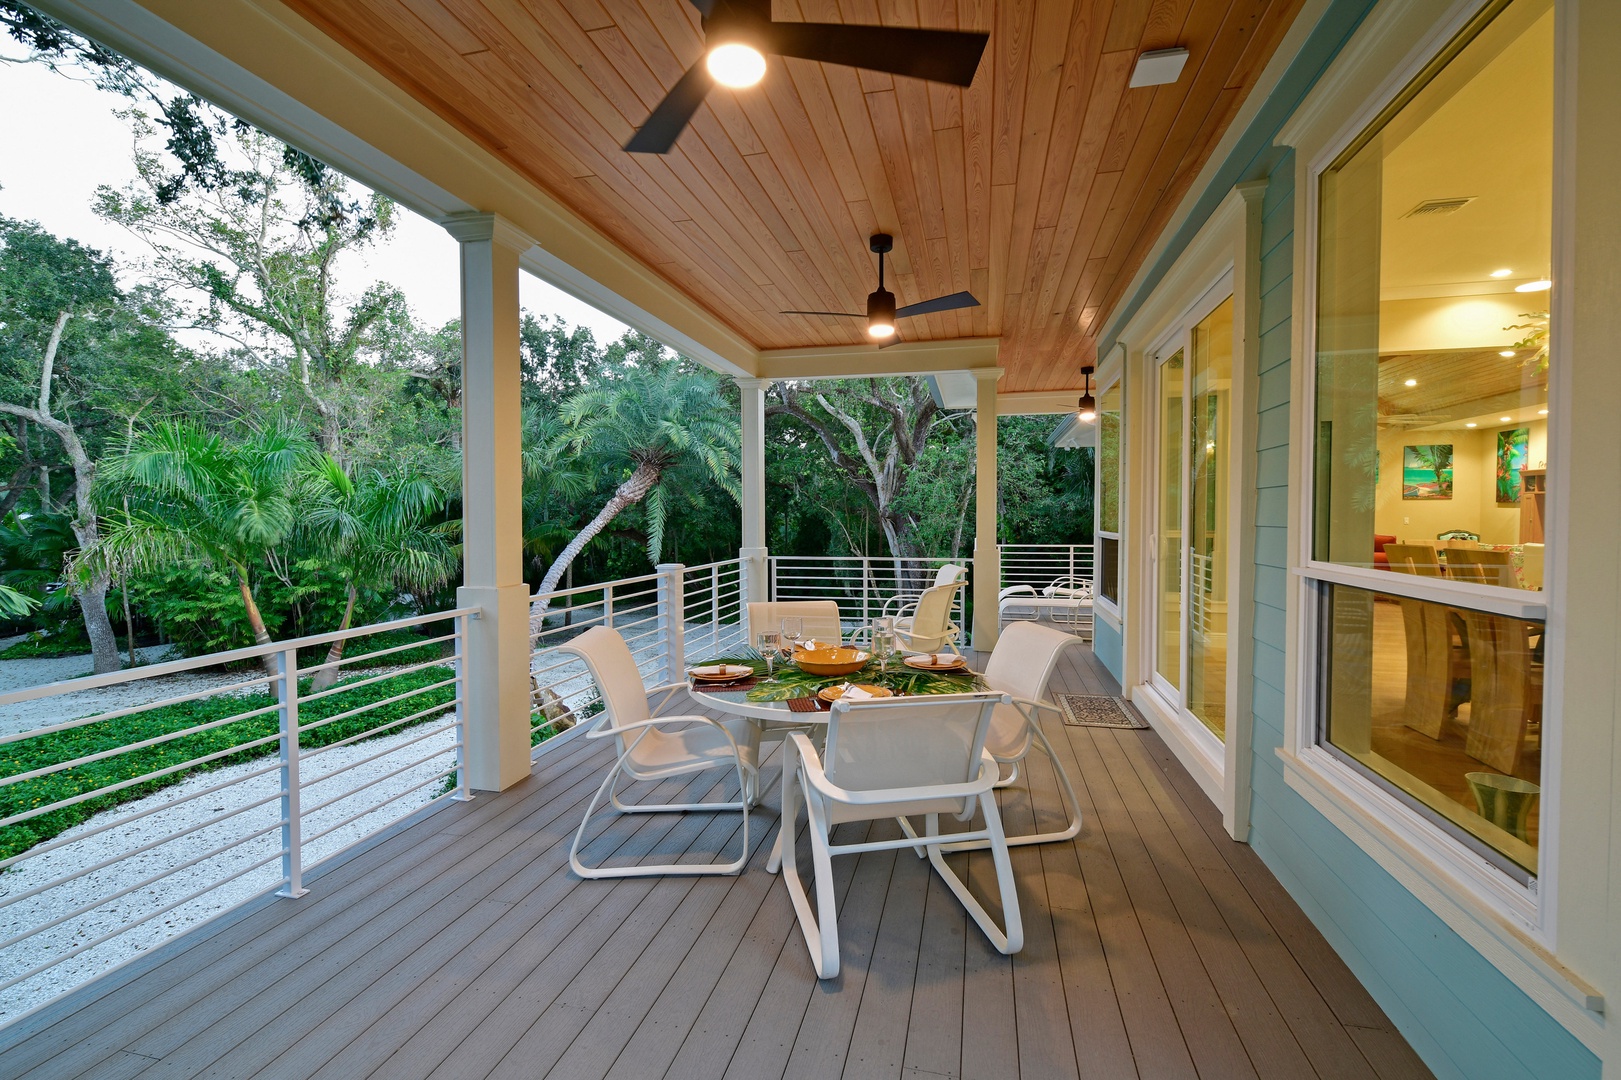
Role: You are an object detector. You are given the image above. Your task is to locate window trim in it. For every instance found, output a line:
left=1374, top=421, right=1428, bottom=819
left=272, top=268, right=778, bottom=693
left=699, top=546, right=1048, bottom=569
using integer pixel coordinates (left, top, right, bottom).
left=1281, top=0, right=1580, bottom=1002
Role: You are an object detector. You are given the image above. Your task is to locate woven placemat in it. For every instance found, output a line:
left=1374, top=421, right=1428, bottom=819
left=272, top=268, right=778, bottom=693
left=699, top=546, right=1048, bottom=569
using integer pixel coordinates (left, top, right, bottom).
left=786, top=696, right=829, bottom=713
left=1059, top=694, right=1148, bottom=729
left=688, top=675, right=759, bottom=692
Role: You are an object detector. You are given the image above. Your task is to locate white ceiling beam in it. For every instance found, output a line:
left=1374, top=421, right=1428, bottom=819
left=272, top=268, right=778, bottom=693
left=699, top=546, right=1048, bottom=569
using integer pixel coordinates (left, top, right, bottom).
left=755, top=337, right=1002, bottom=382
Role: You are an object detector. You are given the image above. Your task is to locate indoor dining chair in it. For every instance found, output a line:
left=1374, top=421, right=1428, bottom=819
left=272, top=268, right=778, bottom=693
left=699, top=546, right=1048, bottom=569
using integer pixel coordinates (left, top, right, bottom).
left=560, top=626, right=760, bottom=879
left=768, top=691, right=1022, bottom=979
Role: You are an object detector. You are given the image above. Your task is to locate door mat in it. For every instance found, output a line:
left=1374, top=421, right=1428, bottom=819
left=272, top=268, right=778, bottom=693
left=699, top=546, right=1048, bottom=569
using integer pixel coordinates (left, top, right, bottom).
left=1058, top=694, right=1149, bottom=729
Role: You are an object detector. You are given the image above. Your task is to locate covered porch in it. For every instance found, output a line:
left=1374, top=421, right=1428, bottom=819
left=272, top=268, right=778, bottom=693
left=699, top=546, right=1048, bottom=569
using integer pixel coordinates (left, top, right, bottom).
left=0, top=643, right=1429, bottom=1080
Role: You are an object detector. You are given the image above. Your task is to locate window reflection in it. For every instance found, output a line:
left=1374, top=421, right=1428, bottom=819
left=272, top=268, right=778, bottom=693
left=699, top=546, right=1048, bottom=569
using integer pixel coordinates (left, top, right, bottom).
left=1322, top=582, right=1541, bottom=874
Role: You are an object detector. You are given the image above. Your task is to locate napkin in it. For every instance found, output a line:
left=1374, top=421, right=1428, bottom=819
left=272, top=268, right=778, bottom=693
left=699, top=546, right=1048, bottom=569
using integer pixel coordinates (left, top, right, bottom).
left=840, top=683, right=875, bottom=701
left=908, top=652, right=959, bottom=666
left=691, top=664, right=743, bottom=677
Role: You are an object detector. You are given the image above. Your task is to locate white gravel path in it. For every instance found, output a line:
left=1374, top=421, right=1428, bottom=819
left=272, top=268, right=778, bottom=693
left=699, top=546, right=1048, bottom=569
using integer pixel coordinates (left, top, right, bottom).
left=0, top=705, right=460, bottom=1026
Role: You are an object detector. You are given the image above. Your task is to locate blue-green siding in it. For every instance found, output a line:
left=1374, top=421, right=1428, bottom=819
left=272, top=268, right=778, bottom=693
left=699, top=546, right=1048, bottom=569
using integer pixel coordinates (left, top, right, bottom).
left=1093, top=614, right=1122, bottom=683
left=1243, top=157, right=1597, bottom=1080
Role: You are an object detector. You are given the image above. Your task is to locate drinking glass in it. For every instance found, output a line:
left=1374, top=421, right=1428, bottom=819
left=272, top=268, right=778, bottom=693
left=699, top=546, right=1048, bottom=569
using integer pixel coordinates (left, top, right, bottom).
left=780, top=617, right=803, bottom=657
left=873, top=616, right=895, bottom=673
left=757, top=629, right=780, bottom=677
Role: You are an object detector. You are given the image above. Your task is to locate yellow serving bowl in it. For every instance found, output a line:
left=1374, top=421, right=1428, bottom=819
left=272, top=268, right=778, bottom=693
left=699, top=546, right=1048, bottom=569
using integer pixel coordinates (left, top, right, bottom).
left=793, top=646, right=870, bottom=677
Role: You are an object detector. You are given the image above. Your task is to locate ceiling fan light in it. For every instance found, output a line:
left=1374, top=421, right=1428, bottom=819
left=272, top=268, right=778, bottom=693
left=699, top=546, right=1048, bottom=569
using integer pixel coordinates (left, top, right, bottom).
left=866, top=286, right=897, bottom=339
left=868, top=322, right=896, bottom=339
left=707, top=43, right=766, bottom=88
left=1077, top=364, right=1097, bottom=423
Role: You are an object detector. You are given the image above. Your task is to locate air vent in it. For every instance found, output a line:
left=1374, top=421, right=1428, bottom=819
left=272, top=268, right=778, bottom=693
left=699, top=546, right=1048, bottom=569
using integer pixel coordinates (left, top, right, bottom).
left=1402, top=197, right=1475, bottom=218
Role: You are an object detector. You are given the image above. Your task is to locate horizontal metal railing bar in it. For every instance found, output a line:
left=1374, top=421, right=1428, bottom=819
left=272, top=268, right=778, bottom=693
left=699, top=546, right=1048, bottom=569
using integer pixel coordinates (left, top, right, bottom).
left=299, top=696, right=462, bottom=759
left=0, top=607, right=479, bottom=709
left=0, top=847, right=285, bottom=996
left=296, top=675, right=458, bottom=735
left=0, top=818, right=284, bottom=951
left=0, top=788, right=283, bottom=913
left=294, top=655, right=455, bottom=708
left=0, top=700, right=289, bottom=791
left=293, top=630, right=459, bottom=677
left=0, top=676, right=281, bottom=749
left=299, top=718, right=459, bottom=795
left=530, top=571, right=661, bottom=601
left=0, top=729, right=284, bottom=830
left=300, top=757, right=458, bottom=839
left=302, top=764, right=458, bottom=857
left=0, top=757, right=285, bottom=873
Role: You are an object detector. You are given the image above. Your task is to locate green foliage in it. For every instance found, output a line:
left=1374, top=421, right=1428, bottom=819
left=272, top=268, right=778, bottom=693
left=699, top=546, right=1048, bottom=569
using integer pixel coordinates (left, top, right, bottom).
left=0, top=663, right=458, bottom=861
left=697, top=646, right=986, bottom=700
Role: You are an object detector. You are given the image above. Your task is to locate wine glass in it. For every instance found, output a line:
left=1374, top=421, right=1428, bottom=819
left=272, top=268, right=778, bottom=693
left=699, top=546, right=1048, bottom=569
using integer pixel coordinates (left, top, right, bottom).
left=780, top=617, right=803, bottom=658
left=873, top=616, right=895, bottom=673
left=757, top=629, right=780, bottom=677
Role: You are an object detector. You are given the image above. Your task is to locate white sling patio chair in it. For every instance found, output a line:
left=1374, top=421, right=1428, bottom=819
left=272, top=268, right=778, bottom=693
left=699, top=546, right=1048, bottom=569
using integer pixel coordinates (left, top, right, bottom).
left=560, top=626, right=760, bottom=879
left=889, top=580, right=966, bottom=655
left=767, top=691, right=1023, bottom=979
left=746, top=600, right=844, bottom=647
left=935, top=621, right=1084, bottom=851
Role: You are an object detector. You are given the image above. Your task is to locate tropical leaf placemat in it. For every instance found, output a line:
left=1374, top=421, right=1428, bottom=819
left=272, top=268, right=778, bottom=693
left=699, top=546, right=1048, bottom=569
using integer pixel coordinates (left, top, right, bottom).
left=694, top=647, right=985, bottom=702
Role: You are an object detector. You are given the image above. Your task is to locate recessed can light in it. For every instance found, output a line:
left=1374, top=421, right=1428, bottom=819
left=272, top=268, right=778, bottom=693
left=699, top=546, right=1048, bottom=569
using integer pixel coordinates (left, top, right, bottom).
left=1490, top=268, right=1514, bottom=278
left=1465, top=422, right=1478, bottom=428
left=1538, top=409, right=1549, bottom=415
left=1499, top=350, right=1516, bottom=357
left=1515, top=279, right=1553, bottom=292
left=1500, top=416, right=1513, bottom=423
left=1403, top=378, right=1418, bottom=387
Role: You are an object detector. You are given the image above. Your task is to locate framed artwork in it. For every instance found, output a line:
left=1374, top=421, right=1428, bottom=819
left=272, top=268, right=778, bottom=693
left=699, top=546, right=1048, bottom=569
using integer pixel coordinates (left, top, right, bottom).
left=1496, top=427, right=1529, bottom=504
left=1403, top=444, right=1453, bottom=500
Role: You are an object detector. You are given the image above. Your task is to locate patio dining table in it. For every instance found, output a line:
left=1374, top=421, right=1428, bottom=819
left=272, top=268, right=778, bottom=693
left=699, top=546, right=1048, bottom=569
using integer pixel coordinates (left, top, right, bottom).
left=685, top=659, right=989, bottom=728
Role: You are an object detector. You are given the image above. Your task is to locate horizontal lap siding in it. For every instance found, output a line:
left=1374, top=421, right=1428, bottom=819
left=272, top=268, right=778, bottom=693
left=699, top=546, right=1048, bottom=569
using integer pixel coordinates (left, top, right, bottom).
left=1093, top=615, right=1124, bottom=683
left=1244, top=156, right=1597, bottom=1080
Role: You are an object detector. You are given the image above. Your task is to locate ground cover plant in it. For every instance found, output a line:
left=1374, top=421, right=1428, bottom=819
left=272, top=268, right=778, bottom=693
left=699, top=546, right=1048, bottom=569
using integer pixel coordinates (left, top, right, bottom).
left=0, top=663, right=458, bottom=862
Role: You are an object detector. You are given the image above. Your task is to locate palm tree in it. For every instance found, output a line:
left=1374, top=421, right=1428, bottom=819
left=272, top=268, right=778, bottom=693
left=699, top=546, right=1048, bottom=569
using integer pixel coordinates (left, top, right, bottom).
left=75, top=420, right=311, bottom=678
left=301, top=456, right=458, bottom=690
left=521, top=406, right=591, bottom=581
left=532, top=362, right=739, bottom=619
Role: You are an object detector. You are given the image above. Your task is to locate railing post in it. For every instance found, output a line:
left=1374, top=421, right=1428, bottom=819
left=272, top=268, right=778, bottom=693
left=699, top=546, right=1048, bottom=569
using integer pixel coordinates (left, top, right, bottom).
left=605, top=583, right=614, bottom=629
left=657, top=563, right=687, bottom=683
left=861, top=559, right=871, bottom=625
left=452, top=613, right=473, bottom=802
left=275, top=645, right=308, bottom=899
left=711, top=564, right=721, bottom=653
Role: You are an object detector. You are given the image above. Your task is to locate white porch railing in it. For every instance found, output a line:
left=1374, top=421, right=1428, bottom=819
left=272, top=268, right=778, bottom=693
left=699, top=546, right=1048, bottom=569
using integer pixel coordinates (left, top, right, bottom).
left=768, top=554, right=972, bottom=630
left=998, top=543, right=1094, bottom=592
left=0, top=608, right=476, bottom=1026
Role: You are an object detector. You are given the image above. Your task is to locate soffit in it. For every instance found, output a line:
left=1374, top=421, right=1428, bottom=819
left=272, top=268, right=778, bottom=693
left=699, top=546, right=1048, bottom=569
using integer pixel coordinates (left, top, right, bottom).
left=279, top=0, right=1307, bottom=392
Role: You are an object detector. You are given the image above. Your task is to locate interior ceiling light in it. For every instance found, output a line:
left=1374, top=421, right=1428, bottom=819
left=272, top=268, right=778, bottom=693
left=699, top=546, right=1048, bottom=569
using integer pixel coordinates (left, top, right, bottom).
left=1077, top=365, right=1097, bottom=423
left=1128, top=47, right=1190, bottom=88
left=781, top=233, right=979, bottom=346
left=1501, top=416, right=1513, bottom=423
left=1516, top=279, right=1553, bottom=292
left=705, top=42, right=766, bottom=87
left=1404, top=378, right=1418, bottom=387
left=1466, top=422, right=1478, bottom=428
left=1490, top=268, right=1514, bottom=278
left=625, top=0, right=988, bottom=153
left=1500, top=350, right=1517, bottom=357
left=1538, top=408, right=1549, bottom=415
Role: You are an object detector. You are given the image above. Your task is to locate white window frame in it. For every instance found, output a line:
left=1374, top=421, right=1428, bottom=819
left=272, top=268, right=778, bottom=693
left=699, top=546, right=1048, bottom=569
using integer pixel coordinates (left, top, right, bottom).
left=1276, top=0, right=1604, bottom=1038
left=1093, top=356, right=1125, bottom=624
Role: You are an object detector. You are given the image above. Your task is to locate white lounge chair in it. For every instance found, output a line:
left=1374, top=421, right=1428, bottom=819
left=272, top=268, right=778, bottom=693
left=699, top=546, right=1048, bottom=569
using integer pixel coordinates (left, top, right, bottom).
left=768, top=691, right=1023, bottom=979
left=560, top=626, right=760, bottom=879
left=943, top=622, right=1084, bottom=850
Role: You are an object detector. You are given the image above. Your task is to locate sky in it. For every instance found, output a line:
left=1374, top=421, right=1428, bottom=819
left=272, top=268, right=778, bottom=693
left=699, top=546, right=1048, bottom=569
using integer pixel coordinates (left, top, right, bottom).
left=0, top=48, right=631, bottom=345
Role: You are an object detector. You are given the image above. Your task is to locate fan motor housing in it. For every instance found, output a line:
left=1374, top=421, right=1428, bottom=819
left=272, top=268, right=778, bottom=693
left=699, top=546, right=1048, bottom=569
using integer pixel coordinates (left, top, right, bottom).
left=867, top=287, right=897, bottom=324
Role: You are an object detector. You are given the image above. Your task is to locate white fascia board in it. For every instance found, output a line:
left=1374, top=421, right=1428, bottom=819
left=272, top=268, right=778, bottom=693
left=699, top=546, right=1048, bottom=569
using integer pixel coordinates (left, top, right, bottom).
left=757, top=337, right=1001, bottom=382
left=37, top=0, right=757, bottom=377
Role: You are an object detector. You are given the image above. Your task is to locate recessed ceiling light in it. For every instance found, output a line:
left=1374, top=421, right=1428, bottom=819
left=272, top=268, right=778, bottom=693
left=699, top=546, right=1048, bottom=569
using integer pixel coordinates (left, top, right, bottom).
left=1499, top=350, right=1516, bottom=357
left=1538, top=409, right=1549, bottom=415
left=1465, top=422, right=1478, bottom=428
left=1490, top=268, right=1514, bottom=278
left=1403, top=378, right=1417, bottom=387
left=1500, top=416, right=1513, bottom=423
left=706, top=43, right=767, bottom=88
left=1515, top=279, right=1553, bottom=293
left=1129, top=47, right=1190, bottom=88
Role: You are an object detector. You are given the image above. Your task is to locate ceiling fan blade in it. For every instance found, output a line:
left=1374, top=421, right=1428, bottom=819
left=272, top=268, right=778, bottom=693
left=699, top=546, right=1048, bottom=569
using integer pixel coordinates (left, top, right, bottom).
left=780, top=309, right=863, bottom=317
left=877, top=333, right=904, bottom=350
left=896, top=291, right=981, bottom=318
left=625, top=62, right=714, bottom=154
left=767, top=23, right=988, bottom=86
left=684, top=0, right=716, bottom=17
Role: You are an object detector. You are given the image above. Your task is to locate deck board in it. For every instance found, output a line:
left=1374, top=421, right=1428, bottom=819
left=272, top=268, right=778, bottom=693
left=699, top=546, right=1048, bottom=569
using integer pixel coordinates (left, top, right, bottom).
left=0, top=642, right=1433, bottom=1080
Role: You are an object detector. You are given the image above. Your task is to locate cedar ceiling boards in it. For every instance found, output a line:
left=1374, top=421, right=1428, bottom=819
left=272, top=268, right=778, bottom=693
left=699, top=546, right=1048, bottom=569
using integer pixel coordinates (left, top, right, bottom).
left=280, top=0, right=1307, bottom=392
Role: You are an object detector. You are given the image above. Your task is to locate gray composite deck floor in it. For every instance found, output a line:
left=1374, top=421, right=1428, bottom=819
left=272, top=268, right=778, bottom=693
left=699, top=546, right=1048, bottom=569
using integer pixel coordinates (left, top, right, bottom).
left=0, top=641, right=1433, bottom=1080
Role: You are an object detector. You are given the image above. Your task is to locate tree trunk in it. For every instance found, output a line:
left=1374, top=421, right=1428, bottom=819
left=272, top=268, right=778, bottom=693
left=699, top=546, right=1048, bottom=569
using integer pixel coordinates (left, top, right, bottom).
left=309, top=582, right=358, bottom=693
left=531, top=462, right=661, bottom=629
left=122, top=579, right=137, bottom=668
left=236, top=570, right=281, bottom=680
left=75, top=578, right=121, bottom=675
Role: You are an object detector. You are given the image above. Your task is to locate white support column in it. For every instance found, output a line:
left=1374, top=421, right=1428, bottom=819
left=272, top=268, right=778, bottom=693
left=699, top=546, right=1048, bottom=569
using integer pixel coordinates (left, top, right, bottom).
left=972, top=368, right=1003, bottom=651
left=737, top=377, right=770, bottom=617
left=445, top=212, right=534, bottom=792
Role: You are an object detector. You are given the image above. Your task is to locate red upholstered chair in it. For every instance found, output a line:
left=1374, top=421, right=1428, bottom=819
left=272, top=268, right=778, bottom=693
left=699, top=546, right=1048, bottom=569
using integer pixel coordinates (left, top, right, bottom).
left=1373, top=533, right=1397, bottom=570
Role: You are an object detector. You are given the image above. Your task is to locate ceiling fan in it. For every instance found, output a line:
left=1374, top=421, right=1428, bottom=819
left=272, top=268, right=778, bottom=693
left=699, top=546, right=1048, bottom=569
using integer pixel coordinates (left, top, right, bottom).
left=625, top=0, right=989, bottom=154
left=780, top=233, right=980, bottom=344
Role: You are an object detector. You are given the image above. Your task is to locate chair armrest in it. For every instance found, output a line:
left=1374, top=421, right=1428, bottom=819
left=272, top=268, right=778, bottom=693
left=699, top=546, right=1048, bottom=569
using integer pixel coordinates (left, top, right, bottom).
left=645, top=681, right=689, bottom=717
left=796, top=755, right=997, bottom=806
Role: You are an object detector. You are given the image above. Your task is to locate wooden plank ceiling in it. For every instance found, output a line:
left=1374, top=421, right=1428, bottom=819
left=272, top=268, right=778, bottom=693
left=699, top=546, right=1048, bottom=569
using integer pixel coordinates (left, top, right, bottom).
left=281, top=0, right=1306, bottom=392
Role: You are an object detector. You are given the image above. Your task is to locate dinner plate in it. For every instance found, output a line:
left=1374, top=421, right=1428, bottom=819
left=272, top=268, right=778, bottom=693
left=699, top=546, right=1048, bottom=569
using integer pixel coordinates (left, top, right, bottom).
left=817, top=683, right=894, bottom=702
left=902, top=654, right=968, bottom=671
left=689, top=664, right=753, bottom=682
